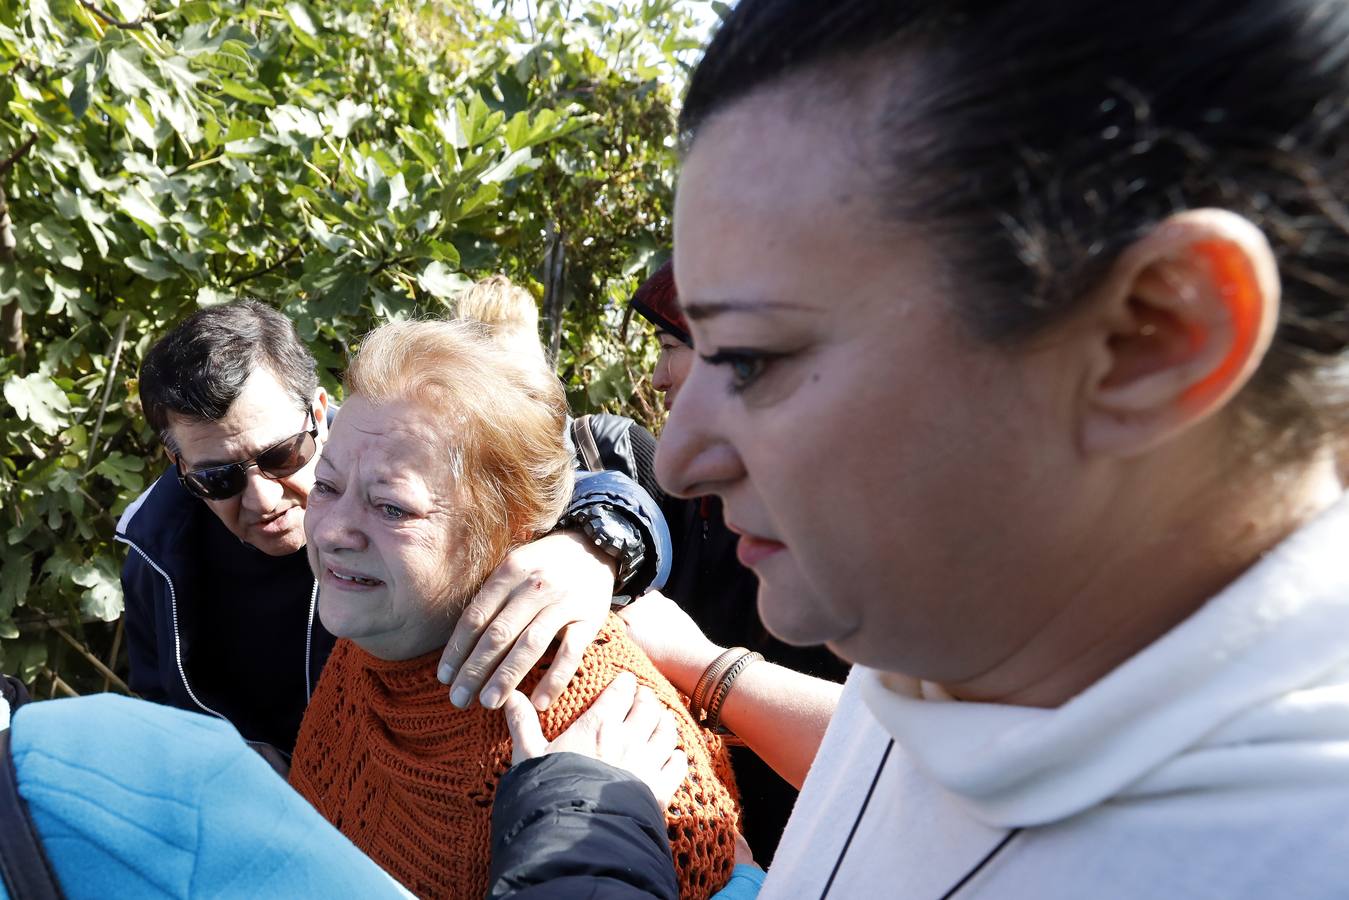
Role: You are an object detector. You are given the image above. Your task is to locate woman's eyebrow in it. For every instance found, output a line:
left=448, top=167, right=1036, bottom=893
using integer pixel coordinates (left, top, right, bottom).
left=681, top=299, right=817, bottom=321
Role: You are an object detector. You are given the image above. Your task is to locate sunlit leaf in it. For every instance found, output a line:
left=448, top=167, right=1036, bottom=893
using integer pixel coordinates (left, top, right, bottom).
left=126, top=255, right=176, bottom=281
left=417, top=261, right=470, bottom=299
left=73, top=558, right=123, bottom=621
left=320, top=97, right=371, bottom=139
left=92, top=453, right=144, bottom=491
left=118, top=183, right=166, bottom=232
left=107, top=48, right=158, bottom=96
left=4, top=374, right=72, bottom=436
left=267, top=104, right=323, bottom=142
left=397, top=126, right=440, bottom=171
left=218, top=79, right=275, bottom=106
left=284, top=1, right=323, bottom=53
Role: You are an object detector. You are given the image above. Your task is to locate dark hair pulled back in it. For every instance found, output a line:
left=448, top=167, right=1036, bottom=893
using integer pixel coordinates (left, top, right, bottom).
left=683, top=0, right=1349, bottom=455
left=139, top=299, right=318, bottom=450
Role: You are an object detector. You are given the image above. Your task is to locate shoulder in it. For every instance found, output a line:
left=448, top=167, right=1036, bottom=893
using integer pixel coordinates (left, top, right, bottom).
left=989, top=781, right=1349, bottom=898
left=536, top=617, right=688, bottom=738
left=584, top=413, right=642, bottom=444
left=539, top=620, right=740, bottom=891
left=116, top=466, right=197, bottom=551
left=578, top=416, right=664, bottom=499
left=587, top=415, right=657, bottom=471
left=820, top=668, right=889, bottom=748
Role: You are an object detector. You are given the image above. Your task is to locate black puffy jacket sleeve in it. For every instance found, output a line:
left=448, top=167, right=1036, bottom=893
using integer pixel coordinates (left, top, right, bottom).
left=487, top=752, right=678, bottom=900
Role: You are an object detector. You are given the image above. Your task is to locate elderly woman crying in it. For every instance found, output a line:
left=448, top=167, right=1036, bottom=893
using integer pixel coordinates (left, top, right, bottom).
left=287, top=320, right=740, bottom=900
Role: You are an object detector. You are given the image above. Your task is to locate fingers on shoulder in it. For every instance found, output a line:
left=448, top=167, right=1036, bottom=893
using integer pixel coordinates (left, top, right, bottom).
left=531, top=620, right=601, bottom=710
left=503, top=690, right=548, bottom=761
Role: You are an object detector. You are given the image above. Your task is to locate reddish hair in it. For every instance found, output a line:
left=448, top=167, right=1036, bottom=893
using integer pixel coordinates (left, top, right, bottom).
left=630, top=261, right=690, bottom=345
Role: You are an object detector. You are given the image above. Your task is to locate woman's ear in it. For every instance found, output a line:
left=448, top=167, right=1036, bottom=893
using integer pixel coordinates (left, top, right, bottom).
left=1080, top=209, right=1280, bottom=458
left=313, top=387, right=330, bottom=439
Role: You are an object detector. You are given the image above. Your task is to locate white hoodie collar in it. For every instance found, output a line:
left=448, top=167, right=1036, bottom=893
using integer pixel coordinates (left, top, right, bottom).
left=860, top=493, right=1349, bottom=827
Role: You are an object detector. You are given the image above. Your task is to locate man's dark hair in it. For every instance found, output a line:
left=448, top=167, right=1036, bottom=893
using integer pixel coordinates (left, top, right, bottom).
left=682, top=0, right=1349, bottom=456
left=139, top=299, right=318, bottom=450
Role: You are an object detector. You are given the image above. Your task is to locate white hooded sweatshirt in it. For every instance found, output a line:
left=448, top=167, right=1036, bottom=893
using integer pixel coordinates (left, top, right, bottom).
left=762, top=494, right=1349, bottom=900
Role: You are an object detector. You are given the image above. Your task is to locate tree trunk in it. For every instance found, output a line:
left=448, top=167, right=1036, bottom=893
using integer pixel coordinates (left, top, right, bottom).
left=542, top=222, right=567, bottom=367
left=0, top=181, right=24, bottom=366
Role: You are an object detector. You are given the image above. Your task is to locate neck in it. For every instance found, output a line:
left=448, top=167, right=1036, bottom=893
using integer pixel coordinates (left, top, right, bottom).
left=351, top=620, right=455, bottom=663
left=941, top=447, right=1344, bottom=708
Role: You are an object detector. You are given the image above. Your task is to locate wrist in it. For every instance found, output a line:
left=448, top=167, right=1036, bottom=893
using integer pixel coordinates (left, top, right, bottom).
left=572, top=531, right=621, bottom=580
left=554, top=505, right=647, bottom=601
left=691, top=647, right=763, bottom=735
left=667, top=641, right=725, bottom=697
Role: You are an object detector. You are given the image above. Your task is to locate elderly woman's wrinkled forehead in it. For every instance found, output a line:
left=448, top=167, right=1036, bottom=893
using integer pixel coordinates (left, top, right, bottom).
left=324, top=395, right=464, bottom=497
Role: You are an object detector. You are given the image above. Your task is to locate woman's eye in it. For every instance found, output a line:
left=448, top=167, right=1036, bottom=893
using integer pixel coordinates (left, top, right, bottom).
left=700, top=348, right=778, bottom=393
left=379, top=504, right=407, bottom=521
left=312, top=480, right=335, bottom=497
left=729, top=357, right=766, bottom=386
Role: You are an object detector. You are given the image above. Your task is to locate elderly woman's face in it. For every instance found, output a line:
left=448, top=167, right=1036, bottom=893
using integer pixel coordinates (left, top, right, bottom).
left=656, top=93, right=1097, bottom=682
left=306, top=394, right=466, bottom=660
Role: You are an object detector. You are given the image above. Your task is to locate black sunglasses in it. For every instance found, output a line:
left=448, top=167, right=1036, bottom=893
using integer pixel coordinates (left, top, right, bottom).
left=176, top=410, right=319, bottom=501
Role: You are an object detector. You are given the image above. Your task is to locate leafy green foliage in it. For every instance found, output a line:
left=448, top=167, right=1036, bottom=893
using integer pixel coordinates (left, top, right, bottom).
left=0, top=0, right=701, bottom=692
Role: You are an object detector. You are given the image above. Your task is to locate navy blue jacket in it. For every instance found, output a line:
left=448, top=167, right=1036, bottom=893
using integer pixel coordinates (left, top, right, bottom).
left=488, top=752, right=679, bottom=899
left=116, top=431, right=672, bottom=755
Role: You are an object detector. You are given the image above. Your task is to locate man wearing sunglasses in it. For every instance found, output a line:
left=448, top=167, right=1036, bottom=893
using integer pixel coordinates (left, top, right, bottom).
left=116, top=300, right=670, bottom=764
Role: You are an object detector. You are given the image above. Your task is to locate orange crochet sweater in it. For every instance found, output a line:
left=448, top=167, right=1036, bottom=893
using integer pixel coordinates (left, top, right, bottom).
left=289, top=614, right=740, bottom=900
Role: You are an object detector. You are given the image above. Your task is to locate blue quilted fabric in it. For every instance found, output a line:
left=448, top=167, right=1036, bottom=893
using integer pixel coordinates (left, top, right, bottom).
left=5, top=694, right=411, bottom=899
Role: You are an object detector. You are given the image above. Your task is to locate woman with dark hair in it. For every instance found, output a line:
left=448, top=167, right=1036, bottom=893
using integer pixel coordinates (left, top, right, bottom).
left=496, top=1, right=1349, bottom=897
left=626, top=261, right=850, bottom=864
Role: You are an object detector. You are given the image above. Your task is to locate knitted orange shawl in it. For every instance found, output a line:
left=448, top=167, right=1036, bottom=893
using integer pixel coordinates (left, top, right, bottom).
left=289, top=614, right=740, bottom=899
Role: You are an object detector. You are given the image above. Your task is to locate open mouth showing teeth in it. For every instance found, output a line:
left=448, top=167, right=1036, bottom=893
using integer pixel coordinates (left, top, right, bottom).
left=331, top=570, right=381, bottom=586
